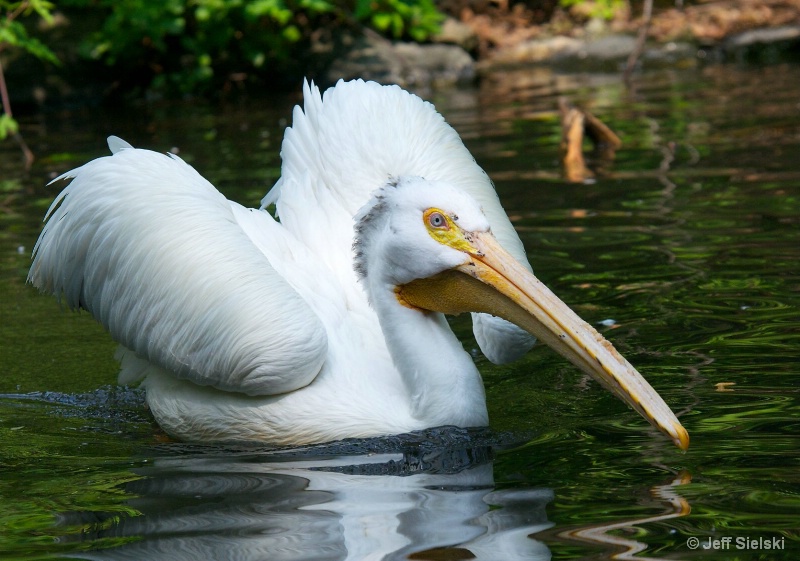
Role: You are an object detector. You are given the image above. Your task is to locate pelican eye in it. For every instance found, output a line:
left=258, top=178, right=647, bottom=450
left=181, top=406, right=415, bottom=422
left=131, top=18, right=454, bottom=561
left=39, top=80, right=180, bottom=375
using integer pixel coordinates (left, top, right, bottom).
left=423, top=207, right=477, bottom=253
left=425, top=210, right=449, bottom=230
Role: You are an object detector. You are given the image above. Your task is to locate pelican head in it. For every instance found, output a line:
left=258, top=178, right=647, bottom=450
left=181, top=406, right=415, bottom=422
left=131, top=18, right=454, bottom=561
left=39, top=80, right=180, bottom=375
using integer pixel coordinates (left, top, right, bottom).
left=355, top=177, right=689, bottom=451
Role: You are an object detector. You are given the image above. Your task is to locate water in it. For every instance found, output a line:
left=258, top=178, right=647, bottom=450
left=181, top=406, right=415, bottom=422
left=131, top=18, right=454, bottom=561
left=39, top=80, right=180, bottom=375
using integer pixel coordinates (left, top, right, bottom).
left=2, top=61, right=799, bottom=560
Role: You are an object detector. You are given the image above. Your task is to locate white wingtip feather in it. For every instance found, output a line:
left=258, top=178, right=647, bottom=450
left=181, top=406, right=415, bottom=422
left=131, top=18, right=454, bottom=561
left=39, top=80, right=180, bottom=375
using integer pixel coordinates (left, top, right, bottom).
left=107, top=136, right=133, bottom=154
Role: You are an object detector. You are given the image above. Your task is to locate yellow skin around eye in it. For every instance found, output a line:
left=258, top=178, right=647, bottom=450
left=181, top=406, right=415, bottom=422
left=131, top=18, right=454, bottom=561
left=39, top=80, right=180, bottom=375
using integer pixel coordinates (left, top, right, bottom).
left=422, top=208, right=477, bottom=255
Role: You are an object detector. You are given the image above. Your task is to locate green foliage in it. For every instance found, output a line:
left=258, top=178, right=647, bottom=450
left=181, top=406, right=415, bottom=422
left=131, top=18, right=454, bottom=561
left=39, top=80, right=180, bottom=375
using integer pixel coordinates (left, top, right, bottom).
left=355, top=0, right=442, bottom=42
left=0, top=1, right=59, bottom=140
left=559, top=0, right=626, bottom=21
left=0, top=0, right=58, bottom=63
left=70, top=0, right=332, bottom=92
left=65, top=0, right=443, bottom=95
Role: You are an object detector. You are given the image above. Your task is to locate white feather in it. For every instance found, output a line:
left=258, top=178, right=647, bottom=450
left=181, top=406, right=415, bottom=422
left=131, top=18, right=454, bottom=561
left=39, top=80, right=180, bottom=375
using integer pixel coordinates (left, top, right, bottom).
left=107, top=135, right=133, bottom=154
left=30, top=146, right=327, bottom=396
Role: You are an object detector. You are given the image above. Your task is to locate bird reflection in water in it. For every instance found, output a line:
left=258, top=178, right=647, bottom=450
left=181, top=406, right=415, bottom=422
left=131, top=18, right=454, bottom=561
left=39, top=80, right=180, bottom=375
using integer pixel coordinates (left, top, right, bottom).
left=58, top=428, right=554, bottom=561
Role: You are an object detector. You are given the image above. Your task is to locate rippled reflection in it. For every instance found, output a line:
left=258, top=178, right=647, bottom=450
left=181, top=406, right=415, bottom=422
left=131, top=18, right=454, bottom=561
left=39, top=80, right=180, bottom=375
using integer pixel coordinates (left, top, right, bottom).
left=556, top=472, right=691, bottom=561
left=58, top=432, right=555, bottom=561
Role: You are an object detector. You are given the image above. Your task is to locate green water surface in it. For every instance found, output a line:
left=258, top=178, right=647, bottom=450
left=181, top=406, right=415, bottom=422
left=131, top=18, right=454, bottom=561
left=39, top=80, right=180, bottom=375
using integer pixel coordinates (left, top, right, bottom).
left=1, top=63, right=798, bottom=560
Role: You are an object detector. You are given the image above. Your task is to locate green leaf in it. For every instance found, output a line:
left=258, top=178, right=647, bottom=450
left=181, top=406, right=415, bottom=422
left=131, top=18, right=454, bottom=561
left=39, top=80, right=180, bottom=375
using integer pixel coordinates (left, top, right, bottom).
left=28, top=0, right=57, bottom=25
left=0, top=114, right=20, bottom=141
left=390, top=12, right=403, bottom=37
left=298, top=0, right=334, bottom=15
left=353, top=0, right=374, bottom=20
left=246, top=0, right=292, bottom=23
left=372, top=12, right=393, bottom=32
left=282, top=25, right=301, bottom=43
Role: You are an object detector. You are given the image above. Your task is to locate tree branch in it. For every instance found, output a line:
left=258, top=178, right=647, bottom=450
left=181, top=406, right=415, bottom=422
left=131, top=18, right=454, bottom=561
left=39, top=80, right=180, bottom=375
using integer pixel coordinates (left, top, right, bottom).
left=623, top=0, right=654, bottom=84
left=0, top=57, right=34, bottom=169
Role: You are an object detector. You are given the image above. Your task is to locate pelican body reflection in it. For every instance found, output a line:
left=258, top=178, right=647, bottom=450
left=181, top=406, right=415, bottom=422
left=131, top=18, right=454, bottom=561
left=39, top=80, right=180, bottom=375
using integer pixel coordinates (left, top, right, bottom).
left=59, top=428, right=554, bottom=561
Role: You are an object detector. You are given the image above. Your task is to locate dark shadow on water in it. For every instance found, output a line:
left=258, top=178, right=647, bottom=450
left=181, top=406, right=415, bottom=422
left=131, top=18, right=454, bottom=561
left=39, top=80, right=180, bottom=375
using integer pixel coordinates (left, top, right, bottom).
left=0, top=386, right=147, bottom=421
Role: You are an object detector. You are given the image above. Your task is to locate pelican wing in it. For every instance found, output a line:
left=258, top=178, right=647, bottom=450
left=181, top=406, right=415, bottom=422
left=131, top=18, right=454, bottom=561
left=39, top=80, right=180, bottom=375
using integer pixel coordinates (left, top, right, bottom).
left=269, top=79, right=535, bottom=363
left=29, top=139, right=327, bottom=396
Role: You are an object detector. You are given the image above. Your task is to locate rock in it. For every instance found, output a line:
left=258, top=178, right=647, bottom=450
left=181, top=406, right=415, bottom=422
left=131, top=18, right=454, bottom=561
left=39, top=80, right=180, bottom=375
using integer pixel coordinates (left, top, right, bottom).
left=486, top=34, right=639, bottom=65
left=487, top=35, right=583, bottom=64
left=324, top=29, right=475, bottom=89
left=484, top=32, right=699, bottom=70
left=432, top=17, right=479, bottom=52
left=579, top=35, right=638, bottom=60
left=724, top=25, right=800, bottom=48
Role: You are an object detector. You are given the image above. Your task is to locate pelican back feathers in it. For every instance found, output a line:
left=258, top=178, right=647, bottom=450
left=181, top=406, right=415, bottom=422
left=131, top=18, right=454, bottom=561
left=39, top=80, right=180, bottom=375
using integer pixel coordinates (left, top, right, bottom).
left=29, top=141, right=327, bottom=396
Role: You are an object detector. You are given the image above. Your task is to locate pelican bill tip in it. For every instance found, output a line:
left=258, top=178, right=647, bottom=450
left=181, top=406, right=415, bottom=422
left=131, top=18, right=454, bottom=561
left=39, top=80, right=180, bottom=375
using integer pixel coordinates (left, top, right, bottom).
left=672, top=424, right=690, bottom=451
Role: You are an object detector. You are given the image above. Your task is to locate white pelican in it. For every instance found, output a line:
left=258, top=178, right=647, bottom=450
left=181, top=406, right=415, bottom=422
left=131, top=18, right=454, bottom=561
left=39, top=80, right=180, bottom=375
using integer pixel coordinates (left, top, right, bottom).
left=29, top=79, right=689, bottom=450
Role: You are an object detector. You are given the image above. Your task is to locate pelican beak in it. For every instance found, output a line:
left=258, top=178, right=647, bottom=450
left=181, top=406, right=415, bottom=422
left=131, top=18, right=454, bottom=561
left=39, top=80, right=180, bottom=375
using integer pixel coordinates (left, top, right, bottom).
left=397, top=231, right=689, bottom=451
